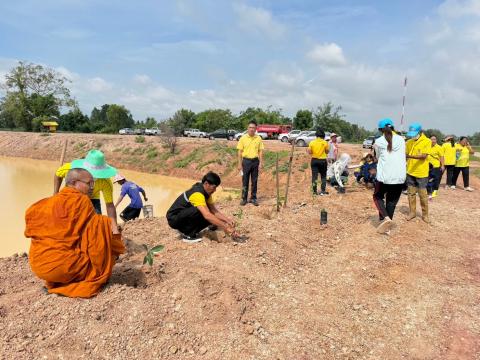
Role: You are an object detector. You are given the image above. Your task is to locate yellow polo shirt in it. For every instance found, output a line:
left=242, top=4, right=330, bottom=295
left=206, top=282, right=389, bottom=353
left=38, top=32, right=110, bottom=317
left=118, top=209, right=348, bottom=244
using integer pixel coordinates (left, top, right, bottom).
left=189, top=192, right=214, bottom=207
left=455, top=144, right=470, bottom=167
left=237, top=134, right=264, bottom=159
left=442, top=143, right=457, bottom=166
left=405, top=134, right=431, bottom=178
left=56, top=163, right=113, bottom=203
left=428, top=144, right=444, bottom=168
left=308, top=138, right=328, bottom=159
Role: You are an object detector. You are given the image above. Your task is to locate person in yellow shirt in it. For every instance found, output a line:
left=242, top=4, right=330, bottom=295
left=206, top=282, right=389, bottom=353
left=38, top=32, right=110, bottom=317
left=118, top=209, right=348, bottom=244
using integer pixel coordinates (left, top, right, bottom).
left=237, top=120, right=265, bottom=206
left=441, top=135, right=457, bottom=189
left=307, top=129, right=329, bottom=195
left=452, top=136, right=475, bottom=191
left=427, top=135, right=444, bottom=199
left=53, top=149, right=119, bottom=229
left=405, top=122, right=431, bottom=223
left=166, top=172, right=237, bottom=243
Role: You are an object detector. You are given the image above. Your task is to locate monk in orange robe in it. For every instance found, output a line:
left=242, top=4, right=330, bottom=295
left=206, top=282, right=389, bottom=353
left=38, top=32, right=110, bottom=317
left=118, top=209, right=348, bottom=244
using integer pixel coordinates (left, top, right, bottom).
left=25, top=168, right=125, bottom=298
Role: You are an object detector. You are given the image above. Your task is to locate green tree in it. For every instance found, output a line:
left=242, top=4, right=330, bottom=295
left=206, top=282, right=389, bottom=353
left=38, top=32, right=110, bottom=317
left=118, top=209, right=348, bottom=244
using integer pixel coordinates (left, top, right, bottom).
left=0, top=94, right=23, bottom=129
left=167, top=109, right=196, bottom=135
left=469, top=132, right=480, bottom=145
left=194, top=109, right=234, bottom=132
left=105, top=104, right=135, bottom=133
left=144, top=117, right=157, bottom=128
left=89, top=105, right=109, bottom=132
left=59, top=108, right=90, bottom=132
left=236, top=107, right=289, bottom=129
left=293, top=109, right=313, bottom=130
left=424, top=128, right=445, bottom=142
left=2, top=61, right=75, bottom=131
left=313, top=102, right=372, bottom=142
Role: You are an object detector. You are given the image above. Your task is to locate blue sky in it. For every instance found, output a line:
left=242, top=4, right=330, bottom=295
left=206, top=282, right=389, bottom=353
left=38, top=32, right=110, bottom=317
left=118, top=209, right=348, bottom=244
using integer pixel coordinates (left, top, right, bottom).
left=1, top=0, right=479, bottom=134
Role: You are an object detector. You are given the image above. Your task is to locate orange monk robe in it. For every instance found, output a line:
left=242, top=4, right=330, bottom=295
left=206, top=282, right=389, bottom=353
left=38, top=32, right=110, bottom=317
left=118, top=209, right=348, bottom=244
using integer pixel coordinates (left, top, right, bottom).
left=25, top=187, right=125, bottom=298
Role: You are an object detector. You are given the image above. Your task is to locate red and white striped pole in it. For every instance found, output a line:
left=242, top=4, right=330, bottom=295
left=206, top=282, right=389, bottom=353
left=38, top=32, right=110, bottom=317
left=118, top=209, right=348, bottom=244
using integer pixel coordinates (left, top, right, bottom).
left=400, top=76, right=407, bottom=133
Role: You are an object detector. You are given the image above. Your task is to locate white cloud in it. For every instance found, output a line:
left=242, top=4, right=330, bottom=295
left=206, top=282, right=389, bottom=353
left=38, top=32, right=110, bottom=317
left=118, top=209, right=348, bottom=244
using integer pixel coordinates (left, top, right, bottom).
left=86, top=77, right=113, bottom=93
left=132, top=74, right=152, bottom=85
left=233, top=3, right=285, bottom=39
left=307, top=43, right=347, bottom=66
left=438, top=0, right=480, bottom=18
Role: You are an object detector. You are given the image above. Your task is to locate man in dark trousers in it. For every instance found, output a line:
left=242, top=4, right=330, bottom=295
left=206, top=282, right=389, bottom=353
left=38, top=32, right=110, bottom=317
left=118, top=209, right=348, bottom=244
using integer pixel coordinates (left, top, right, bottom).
left=166, top=172, right=237, bottom=243
left=236, top=120, right=264, bottom=206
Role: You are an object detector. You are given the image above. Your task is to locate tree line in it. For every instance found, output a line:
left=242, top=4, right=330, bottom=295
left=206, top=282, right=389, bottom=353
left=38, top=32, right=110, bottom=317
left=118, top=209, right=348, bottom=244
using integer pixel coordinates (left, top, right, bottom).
left=1, top=61, right=477, bottom=144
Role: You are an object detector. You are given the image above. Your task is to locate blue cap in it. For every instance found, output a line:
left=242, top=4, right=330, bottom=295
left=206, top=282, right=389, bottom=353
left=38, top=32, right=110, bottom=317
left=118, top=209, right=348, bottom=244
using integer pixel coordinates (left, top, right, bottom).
left=378, top=118, right=394, bottom=129
left=406, top=122, right=422, bottom=138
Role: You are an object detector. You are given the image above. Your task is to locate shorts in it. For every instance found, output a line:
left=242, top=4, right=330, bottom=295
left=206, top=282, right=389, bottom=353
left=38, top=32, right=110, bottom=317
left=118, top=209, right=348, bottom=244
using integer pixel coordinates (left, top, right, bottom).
left=406, top=174, right=428, bottom=189
left=120, top=206, right=141, bottom=221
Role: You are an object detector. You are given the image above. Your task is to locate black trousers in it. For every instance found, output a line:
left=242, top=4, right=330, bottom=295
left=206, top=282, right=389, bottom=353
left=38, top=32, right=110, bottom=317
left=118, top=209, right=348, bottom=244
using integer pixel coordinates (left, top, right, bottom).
left=167, top=206, right=211, bottom=237
left=91, top=198, right=102, bottom=214
left=441, top=165, right=455, bottom=186
left=373, top=182, right=404, bottom=220
left=427, top=167, right=442, bottom=193
left=452, top=167, right=469, bottom=188
left=311, top=158, right=327, bottom=193
left=242, top=158, right=259, bottom=200
left=120, top=206, right=141, bottom=221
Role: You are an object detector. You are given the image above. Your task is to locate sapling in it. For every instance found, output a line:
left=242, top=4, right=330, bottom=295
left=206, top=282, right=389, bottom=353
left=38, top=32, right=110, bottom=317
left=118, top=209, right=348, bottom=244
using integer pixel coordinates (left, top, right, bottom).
left=143, top=244, right=164, bottom=266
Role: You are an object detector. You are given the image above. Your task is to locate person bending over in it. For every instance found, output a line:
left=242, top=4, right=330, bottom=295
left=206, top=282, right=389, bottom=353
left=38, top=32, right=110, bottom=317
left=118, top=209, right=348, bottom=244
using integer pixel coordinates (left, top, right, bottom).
left=166, top=172, right=237, bottom=243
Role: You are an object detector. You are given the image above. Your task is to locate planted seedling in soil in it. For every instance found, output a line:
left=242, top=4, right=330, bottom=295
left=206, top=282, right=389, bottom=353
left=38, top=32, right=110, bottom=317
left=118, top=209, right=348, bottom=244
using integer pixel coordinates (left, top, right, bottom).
left=143, top=244, right=164, bottom=266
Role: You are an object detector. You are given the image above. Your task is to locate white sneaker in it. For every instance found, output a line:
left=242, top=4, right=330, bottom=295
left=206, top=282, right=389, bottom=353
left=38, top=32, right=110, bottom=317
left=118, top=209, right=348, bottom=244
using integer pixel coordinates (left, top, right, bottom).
left=450, top=185, right=456, bottom=190
left=465, top=187, right=474, bottom=192
left=377, top=218, right=393, bottom=234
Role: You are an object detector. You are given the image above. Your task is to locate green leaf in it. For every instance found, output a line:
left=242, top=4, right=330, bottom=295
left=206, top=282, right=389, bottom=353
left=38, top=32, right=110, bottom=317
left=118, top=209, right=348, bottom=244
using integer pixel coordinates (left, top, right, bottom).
left=147, top=254, right=153, bottom=266
left=143, top=255, right=148, bottom=265
left=150, top=245, right=164, bottom=253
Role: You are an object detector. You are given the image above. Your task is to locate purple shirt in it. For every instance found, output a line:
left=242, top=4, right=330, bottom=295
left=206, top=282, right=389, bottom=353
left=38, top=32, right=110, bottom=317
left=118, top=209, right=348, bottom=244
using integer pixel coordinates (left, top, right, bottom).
left=120, top=181, right=144, bottom=209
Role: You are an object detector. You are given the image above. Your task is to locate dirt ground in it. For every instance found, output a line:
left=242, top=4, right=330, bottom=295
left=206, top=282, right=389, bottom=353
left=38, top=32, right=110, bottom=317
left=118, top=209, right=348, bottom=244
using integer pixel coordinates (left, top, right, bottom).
left=0, top=131, right=479, bottom=359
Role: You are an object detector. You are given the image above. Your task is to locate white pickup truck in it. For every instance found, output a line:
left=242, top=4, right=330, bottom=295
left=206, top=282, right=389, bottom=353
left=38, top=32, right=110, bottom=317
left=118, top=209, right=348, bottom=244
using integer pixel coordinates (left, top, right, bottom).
left=145, top=127, right=161, bottom=136
left=183, top=128, right=208, bottom=138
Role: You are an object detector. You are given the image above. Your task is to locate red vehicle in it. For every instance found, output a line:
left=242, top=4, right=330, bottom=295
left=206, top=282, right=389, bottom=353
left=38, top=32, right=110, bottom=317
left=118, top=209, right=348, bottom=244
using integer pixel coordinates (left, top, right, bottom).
left=256, top=124, right=292, bottom=139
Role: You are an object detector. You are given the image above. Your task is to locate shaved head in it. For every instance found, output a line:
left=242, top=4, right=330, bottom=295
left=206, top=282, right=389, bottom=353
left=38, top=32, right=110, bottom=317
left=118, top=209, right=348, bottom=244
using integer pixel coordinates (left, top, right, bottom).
left=66, top=168, right=94, bottom=195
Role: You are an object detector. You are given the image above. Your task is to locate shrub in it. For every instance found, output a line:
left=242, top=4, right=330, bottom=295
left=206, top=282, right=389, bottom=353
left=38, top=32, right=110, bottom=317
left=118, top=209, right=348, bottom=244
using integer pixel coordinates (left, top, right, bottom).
left=135, top=135, right=145, bottom=143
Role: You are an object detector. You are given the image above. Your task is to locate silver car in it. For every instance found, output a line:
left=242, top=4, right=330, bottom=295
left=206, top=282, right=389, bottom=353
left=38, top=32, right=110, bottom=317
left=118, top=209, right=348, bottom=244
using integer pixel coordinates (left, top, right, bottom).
left=295, top=131, right=341, bottom=146
left=295, top=131, right=317, bottom=147
left=279, top=129, right=302, bottom=143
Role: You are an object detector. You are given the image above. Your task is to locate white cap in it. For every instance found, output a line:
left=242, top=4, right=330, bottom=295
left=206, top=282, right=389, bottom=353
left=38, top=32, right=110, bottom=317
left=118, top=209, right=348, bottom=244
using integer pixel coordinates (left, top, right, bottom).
left=113, top=174, right=126, bottom=183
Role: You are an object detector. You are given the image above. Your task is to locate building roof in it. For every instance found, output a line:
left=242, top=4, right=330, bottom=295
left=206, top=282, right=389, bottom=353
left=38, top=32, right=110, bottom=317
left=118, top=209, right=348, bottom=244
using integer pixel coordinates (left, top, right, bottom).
left=41, top=121, right=59, bottom=126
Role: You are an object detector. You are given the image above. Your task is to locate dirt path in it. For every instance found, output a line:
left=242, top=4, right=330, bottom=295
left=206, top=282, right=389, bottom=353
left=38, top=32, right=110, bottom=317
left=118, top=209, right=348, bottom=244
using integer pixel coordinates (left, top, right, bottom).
left=0, top=131, right=479, bottom=359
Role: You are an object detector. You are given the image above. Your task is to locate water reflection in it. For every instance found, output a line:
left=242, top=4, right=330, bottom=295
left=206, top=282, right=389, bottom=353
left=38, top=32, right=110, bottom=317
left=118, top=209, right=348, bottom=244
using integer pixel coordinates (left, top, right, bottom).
left=0, top=156, right=194, bottom=257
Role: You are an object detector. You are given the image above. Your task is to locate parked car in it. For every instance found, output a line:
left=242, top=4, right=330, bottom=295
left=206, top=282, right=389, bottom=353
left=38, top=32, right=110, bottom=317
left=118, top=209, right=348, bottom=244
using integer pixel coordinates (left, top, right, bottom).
left=362, top=135, right=380, bottom=149
left=295, top=131, right=316, bottom=147
left=119, top=128, right=134, bottom=135
left=296, top=131, right=343, bottom=147
left=134, top=128, right=145, bottom=135
left=145, top=127, right=161, bottom=136
left=208, top=128, right=237, bottom=140
left=234, top=130, right=268, bottom=141
left=184, top=128, right=208, bottom=138
left=279, top=129, right=302, bottom=143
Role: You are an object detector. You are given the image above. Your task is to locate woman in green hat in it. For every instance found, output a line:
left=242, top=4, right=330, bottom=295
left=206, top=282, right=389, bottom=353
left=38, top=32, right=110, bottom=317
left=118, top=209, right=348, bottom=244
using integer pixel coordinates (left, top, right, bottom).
left=54, top=149, right=119, bottom=228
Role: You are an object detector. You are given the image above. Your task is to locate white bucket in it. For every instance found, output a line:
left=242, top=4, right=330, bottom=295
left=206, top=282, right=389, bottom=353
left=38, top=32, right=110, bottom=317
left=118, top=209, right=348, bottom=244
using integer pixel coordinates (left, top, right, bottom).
left=142, top=204, right=154, bottom=218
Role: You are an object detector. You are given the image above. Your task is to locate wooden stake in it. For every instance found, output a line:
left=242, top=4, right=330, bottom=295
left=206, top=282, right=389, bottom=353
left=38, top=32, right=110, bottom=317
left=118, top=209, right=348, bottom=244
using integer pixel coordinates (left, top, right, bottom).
left=276, top=153, right=280, bottom=212
left=59, top=138, right=68, bottom=165
left=283, top=141, right=295, bottom=207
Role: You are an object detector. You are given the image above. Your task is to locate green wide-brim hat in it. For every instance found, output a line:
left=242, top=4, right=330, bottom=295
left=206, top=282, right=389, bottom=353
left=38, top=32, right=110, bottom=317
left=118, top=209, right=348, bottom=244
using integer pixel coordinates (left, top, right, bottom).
left=71, top=149, right=117, bottom=179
